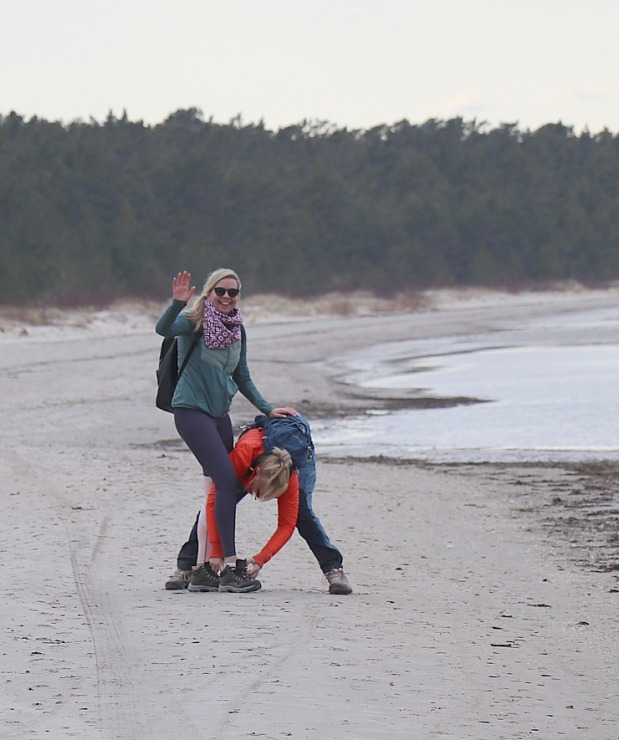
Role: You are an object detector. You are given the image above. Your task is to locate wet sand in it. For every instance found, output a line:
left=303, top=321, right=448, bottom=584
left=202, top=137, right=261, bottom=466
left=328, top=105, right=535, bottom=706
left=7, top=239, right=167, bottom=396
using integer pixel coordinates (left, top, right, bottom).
left=1, top=288, right=618, bottom=738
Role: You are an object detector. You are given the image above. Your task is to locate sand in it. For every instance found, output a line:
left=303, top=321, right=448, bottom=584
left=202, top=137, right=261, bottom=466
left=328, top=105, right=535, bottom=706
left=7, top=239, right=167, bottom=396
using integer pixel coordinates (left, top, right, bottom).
left=1, top=287, right=618, bottom=739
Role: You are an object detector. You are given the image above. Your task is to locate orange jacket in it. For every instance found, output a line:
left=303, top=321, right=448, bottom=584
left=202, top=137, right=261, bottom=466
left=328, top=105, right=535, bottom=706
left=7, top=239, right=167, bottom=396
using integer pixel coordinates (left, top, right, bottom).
left=207, top=428, right=300, bottom=567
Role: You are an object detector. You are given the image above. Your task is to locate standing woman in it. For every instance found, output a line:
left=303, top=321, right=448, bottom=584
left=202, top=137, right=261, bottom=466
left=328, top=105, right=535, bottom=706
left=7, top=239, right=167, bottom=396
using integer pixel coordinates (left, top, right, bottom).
left=156, top=269, right=296, bottom=592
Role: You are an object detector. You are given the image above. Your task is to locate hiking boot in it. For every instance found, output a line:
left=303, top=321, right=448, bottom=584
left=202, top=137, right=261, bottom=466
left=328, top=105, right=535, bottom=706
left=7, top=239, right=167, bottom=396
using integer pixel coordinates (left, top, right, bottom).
left=325, top=567, right=352, bottom=595
left=188, top=563, right=220, bottom=592
left=219, top=559, right=262, bottom=593
left=165, top=568, right=191, bottom=590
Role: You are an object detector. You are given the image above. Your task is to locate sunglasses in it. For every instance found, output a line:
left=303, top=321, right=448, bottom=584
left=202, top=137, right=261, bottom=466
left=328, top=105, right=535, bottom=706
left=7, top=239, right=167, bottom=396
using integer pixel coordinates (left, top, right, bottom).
left=213, top=287, right=240, bottom=298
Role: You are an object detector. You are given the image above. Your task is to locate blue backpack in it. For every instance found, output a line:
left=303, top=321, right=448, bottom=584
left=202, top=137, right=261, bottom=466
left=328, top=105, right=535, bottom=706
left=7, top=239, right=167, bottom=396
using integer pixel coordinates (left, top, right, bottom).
left=241, top=413, right=316, bottom=495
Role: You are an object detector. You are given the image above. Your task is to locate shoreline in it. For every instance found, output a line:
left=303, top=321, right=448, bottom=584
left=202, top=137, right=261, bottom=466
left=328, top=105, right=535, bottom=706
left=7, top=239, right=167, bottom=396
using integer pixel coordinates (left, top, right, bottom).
left=2, top=281, right=619, bottom=343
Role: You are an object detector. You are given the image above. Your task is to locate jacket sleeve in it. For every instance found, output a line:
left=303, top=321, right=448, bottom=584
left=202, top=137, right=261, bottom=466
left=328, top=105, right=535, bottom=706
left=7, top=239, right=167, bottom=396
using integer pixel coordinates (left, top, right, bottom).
left=155, top=299, right=194, bottom=337
left=252, top=472, right=300, bottom=568
left=206, top=434, right=258, bottom=560
left=233, top=328, right=275, bottom=416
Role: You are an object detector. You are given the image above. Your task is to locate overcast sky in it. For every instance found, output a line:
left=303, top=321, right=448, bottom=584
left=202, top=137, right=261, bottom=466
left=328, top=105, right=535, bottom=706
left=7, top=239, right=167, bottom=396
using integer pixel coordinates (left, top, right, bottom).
left=3, top=0, right=618, bottom=133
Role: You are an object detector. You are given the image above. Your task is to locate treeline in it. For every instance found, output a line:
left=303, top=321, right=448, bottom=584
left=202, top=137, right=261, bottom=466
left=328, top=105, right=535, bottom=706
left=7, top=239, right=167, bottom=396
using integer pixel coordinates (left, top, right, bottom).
left=1, top=109, right=619, bottom=305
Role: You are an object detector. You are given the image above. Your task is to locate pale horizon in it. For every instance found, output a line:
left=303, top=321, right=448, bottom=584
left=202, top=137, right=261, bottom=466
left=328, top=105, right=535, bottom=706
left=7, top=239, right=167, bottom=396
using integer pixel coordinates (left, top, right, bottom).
left=3, top=0, right=619, bottom=135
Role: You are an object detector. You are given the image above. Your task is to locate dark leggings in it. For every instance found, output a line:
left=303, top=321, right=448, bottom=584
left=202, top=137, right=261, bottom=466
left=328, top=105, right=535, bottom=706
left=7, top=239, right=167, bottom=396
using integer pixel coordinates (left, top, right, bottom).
left=173, top=407, right=240, bottom=558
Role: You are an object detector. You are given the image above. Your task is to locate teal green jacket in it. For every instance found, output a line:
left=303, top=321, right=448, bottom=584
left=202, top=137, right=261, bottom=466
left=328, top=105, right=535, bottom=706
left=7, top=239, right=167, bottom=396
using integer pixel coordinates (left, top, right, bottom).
left=155, top=300, right=274, bottom=418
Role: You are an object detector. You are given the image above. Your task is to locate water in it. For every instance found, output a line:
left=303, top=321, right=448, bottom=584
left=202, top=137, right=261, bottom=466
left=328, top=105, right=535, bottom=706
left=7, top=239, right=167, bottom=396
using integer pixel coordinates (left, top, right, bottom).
left=314, top=309, right=619, bottom=463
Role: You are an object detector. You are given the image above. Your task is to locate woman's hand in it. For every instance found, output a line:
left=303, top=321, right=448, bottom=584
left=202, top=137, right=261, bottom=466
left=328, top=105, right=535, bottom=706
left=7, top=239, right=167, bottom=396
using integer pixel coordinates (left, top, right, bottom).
left=172, top=271, right=196, bottom=303
left=246, top=559, right=261, bottom=579
left=209, top=557, right=224, bottom=574
left=269, top=407, right=298, bottom=418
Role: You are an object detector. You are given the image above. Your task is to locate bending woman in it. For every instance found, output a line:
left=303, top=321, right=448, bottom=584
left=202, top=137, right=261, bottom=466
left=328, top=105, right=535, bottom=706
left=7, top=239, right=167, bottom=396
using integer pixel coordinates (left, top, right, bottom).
left=155, top=269, right=296, bottom=592
left=188, top=427, right=299, bottom=593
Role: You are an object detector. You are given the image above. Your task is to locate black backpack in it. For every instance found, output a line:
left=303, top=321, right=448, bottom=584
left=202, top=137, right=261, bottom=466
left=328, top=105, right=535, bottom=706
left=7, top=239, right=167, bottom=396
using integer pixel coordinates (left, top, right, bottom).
left=155, top=332, right=201, bottom=413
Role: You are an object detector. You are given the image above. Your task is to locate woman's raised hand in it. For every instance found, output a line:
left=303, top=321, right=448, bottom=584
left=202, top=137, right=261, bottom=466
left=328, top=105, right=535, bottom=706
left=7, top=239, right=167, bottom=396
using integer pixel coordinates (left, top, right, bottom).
left=172, top=271, right=196, bottom=303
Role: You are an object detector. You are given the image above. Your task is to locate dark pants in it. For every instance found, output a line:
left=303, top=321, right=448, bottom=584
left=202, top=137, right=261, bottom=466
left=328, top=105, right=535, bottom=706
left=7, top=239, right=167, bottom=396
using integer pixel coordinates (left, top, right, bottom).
left=177, top=477, right=344, bottom=574
left=174, top=408, right=240, bottom=558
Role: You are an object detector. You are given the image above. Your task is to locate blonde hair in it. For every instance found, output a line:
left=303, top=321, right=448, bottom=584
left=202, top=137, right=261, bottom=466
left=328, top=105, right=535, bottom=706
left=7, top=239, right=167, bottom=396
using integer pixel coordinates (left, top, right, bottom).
left=253, top=447, right=293, bottom=501
left=185, top=267, right=242, bottom=329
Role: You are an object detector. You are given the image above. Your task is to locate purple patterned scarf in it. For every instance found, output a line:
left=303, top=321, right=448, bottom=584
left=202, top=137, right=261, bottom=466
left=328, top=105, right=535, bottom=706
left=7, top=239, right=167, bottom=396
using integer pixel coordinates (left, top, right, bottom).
left=203, top=299, right=243, bottom=349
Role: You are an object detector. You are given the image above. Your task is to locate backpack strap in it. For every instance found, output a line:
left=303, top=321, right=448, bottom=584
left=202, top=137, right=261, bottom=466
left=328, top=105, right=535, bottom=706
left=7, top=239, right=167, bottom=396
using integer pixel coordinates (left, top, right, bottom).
left=248, top=451, right=269, bottom=473
left=177, top=330, right=201, bottom=381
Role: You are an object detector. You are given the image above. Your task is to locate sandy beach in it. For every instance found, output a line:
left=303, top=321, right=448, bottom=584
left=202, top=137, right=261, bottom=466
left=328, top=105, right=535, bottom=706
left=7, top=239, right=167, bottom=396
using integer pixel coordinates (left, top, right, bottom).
left=1, top=287, right=618, bottom=739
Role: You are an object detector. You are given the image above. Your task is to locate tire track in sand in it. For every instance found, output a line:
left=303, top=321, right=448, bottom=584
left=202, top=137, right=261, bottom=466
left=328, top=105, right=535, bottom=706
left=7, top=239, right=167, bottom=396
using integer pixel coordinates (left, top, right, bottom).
left=211, top=598, right=332, bottom=739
